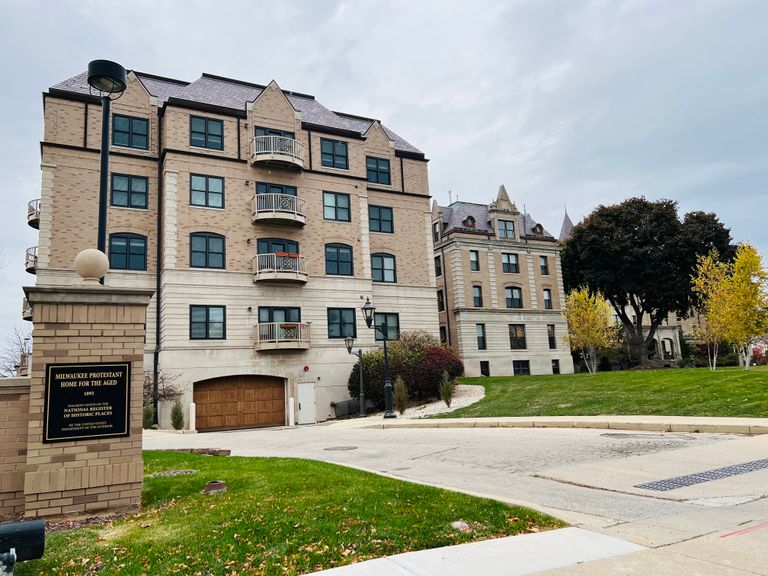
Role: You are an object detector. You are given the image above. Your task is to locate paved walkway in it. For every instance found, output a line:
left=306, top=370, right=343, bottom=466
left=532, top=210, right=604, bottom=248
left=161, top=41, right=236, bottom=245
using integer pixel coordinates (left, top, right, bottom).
left=145, top=415, right=768, bottom=575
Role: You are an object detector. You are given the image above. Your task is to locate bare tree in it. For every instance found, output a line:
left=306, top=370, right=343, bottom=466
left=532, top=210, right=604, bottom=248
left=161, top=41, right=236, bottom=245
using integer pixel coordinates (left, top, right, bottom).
left=143, top=370, right=182, bottom=405
left=0, top=325, right=32, bottom=377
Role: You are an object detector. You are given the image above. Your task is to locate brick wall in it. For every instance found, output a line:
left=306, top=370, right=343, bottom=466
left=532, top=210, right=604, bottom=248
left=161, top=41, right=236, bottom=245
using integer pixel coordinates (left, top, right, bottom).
left=23, top=286, right=152, bottom=518
left=0, top=378, right=30, bottom=520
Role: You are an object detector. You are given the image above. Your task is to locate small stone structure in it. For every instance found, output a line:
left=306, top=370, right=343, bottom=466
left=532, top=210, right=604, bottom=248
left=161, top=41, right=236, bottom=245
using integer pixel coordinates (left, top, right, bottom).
left=0, top=251, right=153, bottom=519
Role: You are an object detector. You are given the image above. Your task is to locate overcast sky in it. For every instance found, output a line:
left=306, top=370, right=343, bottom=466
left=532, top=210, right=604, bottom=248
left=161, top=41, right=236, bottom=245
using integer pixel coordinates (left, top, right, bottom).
left=1, top=0, right=766, bottom=339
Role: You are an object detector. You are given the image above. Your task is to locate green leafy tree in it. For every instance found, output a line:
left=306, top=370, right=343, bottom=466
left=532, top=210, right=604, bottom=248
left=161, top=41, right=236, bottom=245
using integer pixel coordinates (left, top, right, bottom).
left=563, top=288, right=618, bottom=373
left=562, top=198, right=733, bottom=365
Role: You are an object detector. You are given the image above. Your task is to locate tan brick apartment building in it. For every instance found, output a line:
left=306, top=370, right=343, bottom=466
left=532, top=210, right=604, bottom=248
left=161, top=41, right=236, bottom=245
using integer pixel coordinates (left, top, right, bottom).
left=433, top=186, right=574, bottom=377
left=25, top=70, right=437, bottom=429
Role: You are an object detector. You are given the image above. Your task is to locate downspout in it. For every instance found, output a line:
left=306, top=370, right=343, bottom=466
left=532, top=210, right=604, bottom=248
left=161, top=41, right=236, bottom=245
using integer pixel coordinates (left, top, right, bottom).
left=152, top=106, right=164, bottom=426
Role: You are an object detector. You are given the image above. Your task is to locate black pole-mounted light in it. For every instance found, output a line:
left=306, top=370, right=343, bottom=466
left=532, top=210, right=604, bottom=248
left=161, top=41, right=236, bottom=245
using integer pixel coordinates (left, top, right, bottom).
left=344, top=336, right=355, bottom=355
left=87, top=60, right=127, bottom=94
left=361, top=297, right=375, bottom=329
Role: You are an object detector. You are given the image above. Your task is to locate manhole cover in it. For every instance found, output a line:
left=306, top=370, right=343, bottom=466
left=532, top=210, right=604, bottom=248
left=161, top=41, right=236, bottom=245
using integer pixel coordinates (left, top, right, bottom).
left=149, top=469, right=198, bottom=478
left=324, top=446, right=358, bottom=451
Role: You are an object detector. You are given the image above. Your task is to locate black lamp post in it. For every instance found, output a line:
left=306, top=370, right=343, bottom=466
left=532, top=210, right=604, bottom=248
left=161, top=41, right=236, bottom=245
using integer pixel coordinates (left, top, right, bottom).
left=361, top=297, right=396, bottom=419
left=87, top=59, right=126, bottom=282
left=344, top=336, right=365, bottom=417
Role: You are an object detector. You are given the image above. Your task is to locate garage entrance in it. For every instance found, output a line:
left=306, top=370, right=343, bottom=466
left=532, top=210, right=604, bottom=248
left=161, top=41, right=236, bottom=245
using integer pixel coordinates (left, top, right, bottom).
left=193, top=375, right=285, bottom=432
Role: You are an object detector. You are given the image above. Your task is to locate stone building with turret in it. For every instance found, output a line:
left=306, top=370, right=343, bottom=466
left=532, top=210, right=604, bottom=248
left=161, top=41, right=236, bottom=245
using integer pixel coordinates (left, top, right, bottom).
left=433, top=186, right=574, bottom=377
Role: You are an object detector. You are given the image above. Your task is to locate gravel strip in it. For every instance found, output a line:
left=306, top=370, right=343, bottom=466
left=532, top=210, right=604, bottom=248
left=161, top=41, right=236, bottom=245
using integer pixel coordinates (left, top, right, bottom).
left=398, top=384, right=485, bottom=419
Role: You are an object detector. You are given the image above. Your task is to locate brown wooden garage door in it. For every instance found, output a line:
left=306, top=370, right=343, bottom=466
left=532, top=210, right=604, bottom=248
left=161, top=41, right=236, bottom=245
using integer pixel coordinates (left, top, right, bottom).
left=193, top=375, right=285, bottom=432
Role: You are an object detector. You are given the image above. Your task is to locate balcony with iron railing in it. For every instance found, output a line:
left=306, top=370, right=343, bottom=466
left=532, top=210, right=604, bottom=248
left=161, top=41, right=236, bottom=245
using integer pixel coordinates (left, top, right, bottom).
left=22, top=298, right=32, bottom=321
left=252, top=253, right=308, bottom=283
left=252, top=193, right=306, bottom=226
left=25, top=246, right=38, bottom=274
left=249, top=135, right=305, bottom=169
left=27, top=199, right=40, bottom=229
left=254, top=322, right=311, bottom=351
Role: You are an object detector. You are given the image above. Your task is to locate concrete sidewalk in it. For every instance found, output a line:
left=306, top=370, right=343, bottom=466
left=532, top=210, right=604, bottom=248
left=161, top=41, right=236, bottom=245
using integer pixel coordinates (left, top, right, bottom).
left=305, top=528, right=645, bottom=576
left=362, top=415, right=768, bottom=435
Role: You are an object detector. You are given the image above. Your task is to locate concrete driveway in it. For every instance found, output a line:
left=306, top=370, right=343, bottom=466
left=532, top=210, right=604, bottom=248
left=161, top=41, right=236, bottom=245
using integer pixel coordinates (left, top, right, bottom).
left=144, top=420, right=768, bottom=574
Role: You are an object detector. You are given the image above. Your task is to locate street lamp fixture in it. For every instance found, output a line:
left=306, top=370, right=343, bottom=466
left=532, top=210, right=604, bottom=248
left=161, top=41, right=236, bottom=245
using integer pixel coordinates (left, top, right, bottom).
left=360, top=297, right=396, bottom=419
left=344, top=336, right=365, bottom=417
left=87, top=59, right=127, bottom=283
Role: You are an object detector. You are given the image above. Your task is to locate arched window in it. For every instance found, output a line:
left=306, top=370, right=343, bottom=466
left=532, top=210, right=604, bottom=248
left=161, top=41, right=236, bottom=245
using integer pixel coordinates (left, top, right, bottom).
left=371, top=253, right=397, bottom=283
left=505, top=286, right=523, bottom=309
left=109, top=233, right=147, bottom=271
left=325, top=243, right=353, bottom=276
left=190, top=232, right=225, bottom=269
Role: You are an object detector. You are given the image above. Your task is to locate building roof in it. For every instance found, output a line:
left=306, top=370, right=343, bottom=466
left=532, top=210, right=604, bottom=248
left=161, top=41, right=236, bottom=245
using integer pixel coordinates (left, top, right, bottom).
left=50, top=70, right=423, bottom=155
left=438, top=198, right=555, bottom=240
left=559, top=210, right=574, bottom=242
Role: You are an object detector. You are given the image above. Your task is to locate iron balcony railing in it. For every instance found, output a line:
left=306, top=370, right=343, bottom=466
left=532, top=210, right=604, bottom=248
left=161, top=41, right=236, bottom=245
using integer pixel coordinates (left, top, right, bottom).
left=252, top=252, right=308, bottom=282
left=251, top=193, right=306, bottom=223
left=254, top=322, right=311, bottom=349
left=249, top=135, right=304, bottom=168
left=27, top=199, right=40, bottom=228
left=25, top=246, right=38, bottom=273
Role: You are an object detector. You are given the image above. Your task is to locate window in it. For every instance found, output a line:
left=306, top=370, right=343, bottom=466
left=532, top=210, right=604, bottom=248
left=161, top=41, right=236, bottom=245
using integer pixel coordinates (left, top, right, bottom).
left=473, top=286, right=483, bottom=307
left=437, top=290, right=445, bottom=312
left=434, top=256, right=442, bottom=277
left=439, top=325, right=448, bottom=344
left=108, top=233, right=146, bottom=270
left=325, top=243, right=353, bottom=276
left=327, top=308, right=356, bottom=338
left=190, top=233, right=225, bottom=269
left=323, top=191, right=351, bottom=221
left=480, top=361, right=490, bottom=377
left=366, top=156, right=391, bottom=184
left=257, top=238, right=299, bottom=254
left=258, top=307, right=301, bottom=323
left=369, top=205, right=393, bottom=233
left=502, top=253, right=519, bottom=273
left=256, top=182, right=297, bottom=196
left=543, top=289, right=553, bottom=310
left=513, top=360, right=531, bottom=376
left=190, top=305, right=225, bottom=340
left=190, top=174, right=224, bottom=208
left=255, top=127, right=294, bottom=139
left=321, top=138, right=348, bottom=169
left=552, top=359, right=561, bottom=375
left=374, top=312, right=400, bottom=341
left=372, top=253, right=396, bottom=283
left=509, top=324, right=527, bottom=349
left=433, top=222, right=441, bottom=244
left=469, top=250, right=480, bottom=271
left=111, top=174, right=148, bottom=209
left=540, top=255, right=550, bottom=275
left=548, top=324, right=557, bottom=349
left=112, top=114, right=148, bottom=149
left=498, top=220, right=515, bottom=239
left=190, top=116, right=223, bottom=150
left=505, top=287, right=523, bottom=309
left=476, top=324, right=486, bottom=350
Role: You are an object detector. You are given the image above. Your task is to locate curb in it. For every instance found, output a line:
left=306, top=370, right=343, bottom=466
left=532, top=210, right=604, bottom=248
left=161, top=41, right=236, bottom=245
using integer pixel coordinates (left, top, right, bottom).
left=364, top=418, right=768, bottom=435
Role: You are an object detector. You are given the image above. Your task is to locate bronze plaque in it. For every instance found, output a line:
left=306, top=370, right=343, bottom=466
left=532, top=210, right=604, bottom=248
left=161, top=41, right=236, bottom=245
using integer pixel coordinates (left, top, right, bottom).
left=43, top=362, right=131, bottom=443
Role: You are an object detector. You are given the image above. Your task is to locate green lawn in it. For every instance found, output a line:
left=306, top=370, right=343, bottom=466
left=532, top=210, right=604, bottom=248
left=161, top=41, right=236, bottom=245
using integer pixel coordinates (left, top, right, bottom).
left=18, top=451, right=562, bottom=576
left=445, top=366, right=768, bottom=418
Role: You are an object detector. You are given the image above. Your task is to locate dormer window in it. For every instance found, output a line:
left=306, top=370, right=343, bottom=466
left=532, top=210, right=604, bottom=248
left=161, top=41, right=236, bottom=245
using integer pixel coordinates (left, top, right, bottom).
left=533, top=223, right=544, bottom=235
left=463, top=216, right=475, bottom=228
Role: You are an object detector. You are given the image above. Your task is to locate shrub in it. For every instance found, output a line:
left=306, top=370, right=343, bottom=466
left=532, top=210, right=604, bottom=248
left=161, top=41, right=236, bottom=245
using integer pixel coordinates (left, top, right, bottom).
left=347, top=331, right=464, bottom=408
left=439, top=370, right=456, bottom=407
left=143, top=404, right=154, bottom=429
left=170, top=399, right=184, bottom=430
left=393, top=376, right=408, bottom=415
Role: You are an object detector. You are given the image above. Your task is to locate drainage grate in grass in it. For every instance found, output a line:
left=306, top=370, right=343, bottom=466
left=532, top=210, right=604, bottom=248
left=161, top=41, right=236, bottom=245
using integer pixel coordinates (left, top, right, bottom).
left=636, top=458, right=768, bottom=491
left=148, top=469, right=198, bottom=478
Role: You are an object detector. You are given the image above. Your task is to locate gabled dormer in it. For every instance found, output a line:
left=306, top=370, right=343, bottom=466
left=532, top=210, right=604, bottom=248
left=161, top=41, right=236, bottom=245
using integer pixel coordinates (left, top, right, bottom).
left=247, top=80, right=304, bottom=169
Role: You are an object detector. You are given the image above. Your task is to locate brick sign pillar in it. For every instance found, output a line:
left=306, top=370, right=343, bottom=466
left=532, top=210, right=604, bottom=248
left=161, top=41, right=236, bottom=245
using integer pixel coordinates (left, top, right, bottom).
left=22, top=285, right=153, bottom=518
